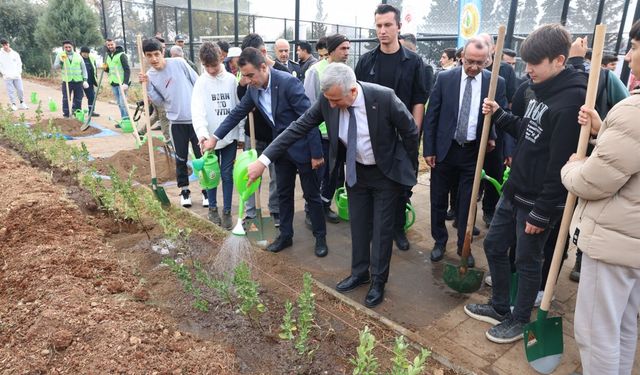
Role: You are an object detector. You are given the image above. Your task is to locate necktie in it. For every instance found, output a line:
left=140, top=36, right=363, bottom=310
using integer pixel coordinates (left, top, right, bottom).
left=346, top=106, right=358, bottom=187
left=455, top=76, right=473, bottom=145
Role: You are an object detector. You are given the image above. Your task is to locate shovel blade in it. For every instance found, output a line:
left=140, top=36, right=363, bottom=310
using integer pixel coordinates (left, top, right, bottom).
left=244, top=213, right=277, bottom=247
left=524, top=311, right=563, bottom=374
left=443, top=262, right=484, bottom=293
left=151, top=178, right=171, bottom=207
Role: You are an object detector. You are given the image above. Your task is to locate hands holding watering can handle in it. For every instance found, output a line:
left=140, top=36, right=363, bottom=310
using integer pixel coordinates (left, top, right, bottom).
left=199, top=136, right=217, bottom=152
left=247, top=160, right=266, bottom=185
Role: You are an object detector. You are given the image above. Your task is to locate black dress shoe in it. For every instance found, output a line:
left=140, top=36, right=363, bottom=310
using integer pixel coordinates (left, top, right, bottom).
left=324, top=206, right=341, bottom=223
left=446, top=208, right=456, bottom=221
left=457, top=248, right=476, bottom=268
left=266, top=235, right=292, bottom=253
left=314, top=236, right=328, bottom=257
left=394, top=232, right=410, bottom=251
left=452, top=221, right=480, bottom=235
left=430, top=245, right=445, bottom=262
left=91, top=112, right=100, bottom=117
left=364, top=281, right=385, bottom=307
left=336, top=274, right=370, bottom=292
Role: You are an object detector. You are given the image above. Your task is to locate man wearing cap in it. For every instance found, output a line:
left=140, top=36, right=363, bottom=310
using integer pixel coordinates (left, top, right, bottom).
left=0, top=39, right=28, bottom=111
left=53, top=40, right=89, bottom=118
left=355, top=4, right=428, bottom=253
left=274, top=39, right=302, bottom=80
left=80, top=46, right=100, bottom=116
left=224, top=47, right=242, bottom=76
left=103, top=38, right=130, bottom=120
left=303, top=33, right=351, bottom=225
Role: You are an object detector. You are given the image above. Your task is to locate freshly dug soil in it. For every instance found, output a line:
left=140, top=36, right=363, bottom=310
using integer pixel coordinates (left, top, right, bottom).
left=92, top=137, right=181, bottom=184
left=0, top=145, right=238, bottom=373
left=32, top=117, right=101, bottom=137
left=0, top=140, right=457, bottom=374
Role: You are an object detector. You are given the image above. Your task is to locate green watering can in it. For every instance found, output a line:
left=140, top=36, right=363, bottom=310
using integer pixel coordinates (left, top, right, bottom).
left=74, top=109, right=88, bottom=123
left=48, top=97, right=57, bottom=112
left=118, top=117, right=134, bottom=133
left=481, top=167, right=511, bottom=195
left=30, top=92, right=39, bottom=105
left=334, top=186, right=416, bottom=231
left=231, top=149, right=262, bottom=235
left=192, top=151, right=221, bottom=190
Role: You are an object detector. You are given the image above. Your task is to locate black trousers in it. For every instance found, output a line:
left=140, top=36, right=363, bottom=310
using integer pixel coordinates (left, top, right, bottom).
left=83, top=84, right=96, bottom=112
left=275, top=154, right=326, bottom=239
left=61, top=81, right=84, bottom=117
left=430, top=141, right=477, bottom=248
left=347, top=163, right=402, bottom=283
left=170, top=123, right=201, bottom=188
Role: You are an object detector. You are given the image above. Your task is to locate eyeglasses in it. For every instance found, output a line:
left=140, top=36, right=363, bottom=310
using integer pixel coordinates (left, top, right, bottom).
left=463, top=58, right=486, bottom=67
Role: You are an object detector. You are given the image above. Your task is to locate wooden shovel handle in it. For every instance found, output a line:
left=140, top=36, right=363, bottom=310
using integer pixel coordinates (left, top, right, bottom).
left=460, top=25, right=506, bottom=268
left=539, top=24, right=607, bottom=311
left=136, top=35, right=159, bottom=181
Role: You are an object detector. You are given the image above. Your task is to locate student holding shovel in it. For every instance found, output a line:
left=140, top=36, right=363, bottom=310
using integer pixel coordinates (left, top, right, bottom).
left=465, top=24, right=587, bottom=344
left=561, top=20, right=640, bottom=375
left=139, top=38, right=204, bottom=208
left=53, top=40, right=88, bottom=118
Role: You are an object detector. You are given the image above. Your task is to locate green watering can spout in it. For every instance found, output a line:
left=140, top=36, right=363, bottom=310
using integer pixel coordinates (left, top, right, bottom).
left=193, top=151, right=221, bottom=190
left=231, top=150, right=261, bottom=236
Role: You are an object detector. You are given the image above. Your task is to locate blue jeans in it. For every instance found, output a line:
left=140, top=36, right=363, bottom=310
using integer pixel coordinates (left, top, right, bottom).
left=484, top=195, right=558, bottom=323
left=206, top=141, right=236, bottom=212
left=111, top=85, right=128, bottom=119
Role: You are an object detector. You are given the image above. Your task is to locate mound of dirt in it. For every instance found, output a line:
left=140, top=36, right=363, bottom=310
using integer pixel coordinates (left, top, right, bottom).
left=0, top=146, right=238, bottom=373
left=91, top=138, right=182, bottom=184
left=32, top=117, right=101, bottom=137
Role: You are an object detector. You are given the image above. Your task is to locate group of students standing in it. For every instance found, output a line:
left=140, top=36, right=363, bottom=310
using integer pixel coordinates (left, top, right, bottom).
left=37, top=4, right=640, bottom=373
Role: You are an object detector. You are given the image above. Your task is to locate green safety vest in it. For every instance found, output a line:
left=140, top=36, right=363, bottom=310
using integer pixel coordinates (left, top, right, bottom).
left=60, top=52, right=84, bottom=82
left=106, top=52, right=125, bottom=85
left=315, top=60, right=330, bottom=136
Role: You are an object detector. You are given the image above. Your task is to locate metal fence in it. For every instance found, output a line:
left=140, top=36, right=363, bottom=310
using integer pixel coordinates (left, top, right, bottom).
left=97, top=0, right=639, bottom=81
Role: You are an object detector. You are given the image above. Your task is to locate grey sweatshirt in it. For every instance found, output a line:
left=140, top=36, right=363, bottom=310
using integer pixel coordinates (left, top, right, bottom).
left=146, top=58, right=198, bottom=124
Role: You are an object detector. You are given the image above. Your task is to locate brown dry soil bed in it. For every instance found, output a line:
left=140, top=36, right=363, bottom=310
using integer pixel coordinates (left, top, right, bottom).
left=0, top=142, right=456, bottom=374
left=91, top=137, right=180, bottom=184
left=32, top=118, right=101, bottom=137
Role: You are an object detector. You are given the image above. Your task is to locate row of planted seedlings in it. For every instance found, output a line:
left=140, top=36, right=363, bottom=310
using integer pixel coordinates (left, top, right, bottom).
left=0, top=104, right=432, bottom=374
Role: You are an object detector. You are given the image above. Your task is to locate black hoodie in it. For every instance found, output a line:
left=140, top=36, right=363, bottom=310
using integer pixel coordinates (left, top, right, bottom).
left=491, top=66, right=587, bottom=228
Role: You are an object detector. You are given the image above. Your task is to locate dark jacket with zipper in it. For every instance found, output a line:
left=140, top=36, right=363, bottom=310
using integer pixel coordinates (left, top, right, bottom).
left=491, top=67, right=587, bottom=228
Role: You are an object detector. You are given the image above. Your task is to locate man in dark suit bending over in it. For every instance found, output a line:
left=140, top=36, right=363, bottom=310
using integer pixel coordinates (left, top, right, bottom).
left=203, top=47, right=328, bottom=257
left=246, top=63, right=418, bottom=308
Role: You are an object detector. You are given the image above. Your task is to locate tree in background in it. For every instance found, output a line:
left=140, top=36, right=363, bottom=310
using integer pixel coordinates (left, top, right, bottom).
left=310, top=0, right=327, bottom=39
left=34, top=0, right=103, bottom=52
left=0, top=0, right=49, bottom=75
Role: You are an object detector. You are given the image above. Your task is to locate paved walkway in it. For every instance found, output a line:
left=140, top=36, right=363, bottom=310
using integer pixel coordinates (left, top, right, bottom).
left=4, top=79, right=638, bottom=375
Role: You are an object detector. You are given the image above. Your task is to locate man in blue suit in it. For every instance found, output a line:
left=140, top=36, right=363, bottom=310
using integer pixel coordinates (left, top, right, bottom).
left=203, top=47, right=328, bottom=256
left=423, top=37, right=508, bottom=267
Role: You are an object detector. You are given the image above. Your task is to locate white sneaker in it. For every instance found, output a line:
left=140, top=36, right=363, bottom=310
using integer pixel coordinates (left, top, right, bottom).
left=534, top=290, right=555, bottom=307
left=20, top=102, right=28, bottom=110
left=10, top=104, right=17, bottom=112
left=202, top=191, right=209, bottom=207
left=484, top=275, right=493, bottom=287
left=180, top=189, right=192, bottom=207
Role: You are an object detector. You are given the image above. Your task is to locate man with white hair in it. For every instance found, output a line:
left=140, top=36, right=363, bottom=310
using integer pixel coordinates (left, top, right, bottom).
left=245, top=63, right=419, bottom=308
left=170, top=45, right=198, bottom=74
